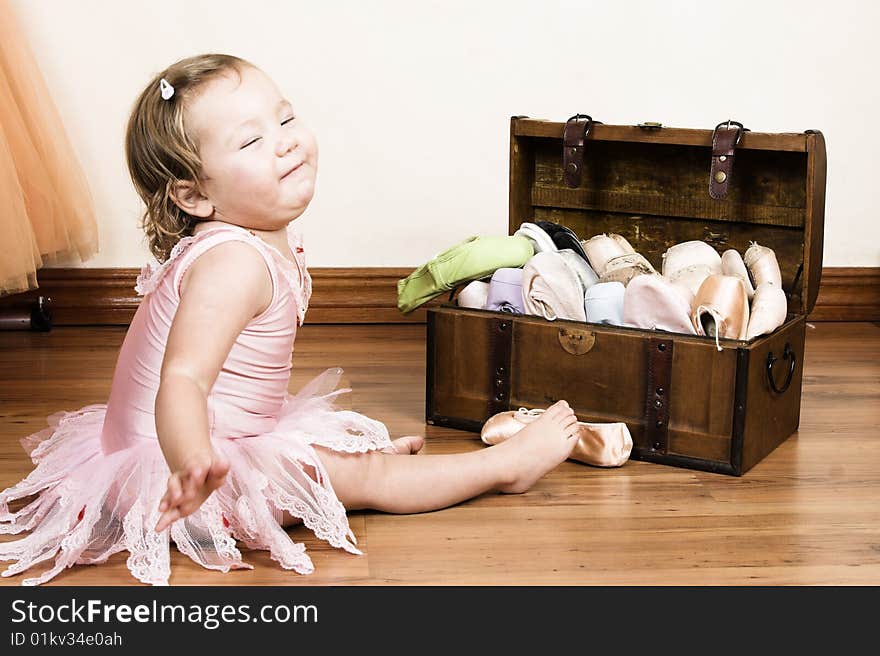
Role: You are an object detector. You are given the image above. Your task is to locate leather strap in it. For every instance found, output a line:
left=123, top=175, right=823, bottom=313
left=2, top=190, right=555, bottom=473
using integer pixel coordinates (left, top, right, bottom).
left=709, top=121, right=745, bottom=199
left=644, top=338, right=674, bottom=453
left=563, top=114, right=595, bottom=188
left=487, top=317, right=514, bottom=417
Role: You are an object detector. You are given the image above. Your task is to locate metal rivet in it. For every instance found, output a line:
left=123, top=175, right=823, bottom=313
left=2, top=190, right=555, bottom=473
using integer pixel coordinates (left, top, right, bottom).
left=656, top=387, right=664, bottom=396
left=658, top=343, right=667, bottom=352
left=566, top=163, right=579, bottom=173
left=719, top=155, right=727, bottom=162
left=495, top=378, right=504, bottom=388
left=715, top=171, right=727, bottom=183
left=654, top=399, right=663, bottom=409
left=653, top=441, right=662, bottom=449
left=655, top=421, right=664, bottom=429
left=569, top=147, right=578, bottom=156
left=494, top=393, right=503, bottom=401
left=496, top=366, right=505, bottom=376
left=500, top=322, right=508, bottom=331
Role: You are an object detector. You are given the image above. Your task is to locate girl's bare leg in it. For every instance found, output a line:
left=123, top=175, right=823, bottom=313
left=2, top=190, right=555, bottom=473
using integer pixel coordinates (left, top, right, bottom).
left=280, top=434, right=424, bottom=526
left=282, top=400, right=578, bottom=525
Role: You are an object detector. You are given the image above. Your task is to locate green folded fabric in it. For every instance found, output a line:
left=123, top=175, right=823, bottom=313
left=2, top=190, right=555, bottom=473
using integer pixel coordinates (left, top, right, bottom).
left=397, top=235, right=534, bottom=314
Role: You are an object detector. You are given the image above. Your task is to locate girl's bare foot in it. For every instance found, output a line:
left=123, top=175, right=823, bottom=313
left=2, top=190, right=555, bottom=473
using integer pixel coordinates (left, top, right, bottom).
left=381, top=435, right=425, bottom=455
left=494, top=400, right=579, bottom=494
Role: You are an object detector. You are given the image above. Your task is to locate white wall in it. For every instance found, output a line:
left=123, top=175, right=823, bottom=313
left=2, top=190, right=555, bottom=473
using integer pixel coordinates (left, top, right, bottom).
left=11, top=0, right=879, bottom=267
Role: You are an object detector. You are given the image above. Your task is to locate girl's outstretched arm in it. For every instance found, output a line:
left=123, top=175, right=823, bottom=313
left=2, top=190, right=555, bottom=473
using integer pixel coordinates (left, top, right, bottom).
left=153, top=239, right=273, bottom=532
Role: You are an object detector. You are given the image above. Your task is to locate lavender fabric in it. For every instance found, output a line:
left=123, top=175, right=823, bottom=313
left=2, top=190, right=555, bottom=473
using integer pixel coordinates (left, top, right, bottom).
left=485, top=268, right=524, bottom=314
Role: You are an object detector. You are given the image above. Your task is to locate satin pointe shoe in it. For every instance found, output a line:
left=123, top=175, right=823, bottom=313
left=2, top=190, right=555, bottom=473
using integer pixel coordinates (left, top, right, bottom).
left=661, top=240, right=722, bottom=279
left=692, top=274, right=750, bottom=350
left=481, top=407, right=633, bottom=467
left=558, top=249, right=599, bottom=293
left=581, top=233, right=629, bottom=277
left=743, top=241, right=782, bottom=288
left=534, top=220, right=591, bottom=262
left=598, top=252, right=657, bottom=286
left=457, top=279, right=490, bottom=309
left=665, top=263, right=714, bottom=306
left=720, top=249, right=756, bottom=300
left=584, top=281, right=626, bottom=326
left=485, top=268, right=525, bottom=314
left=746, top=282, right=788, bottom=339
left=609, top=233, right=636, bottom=255
left=623, top=274, right=697, bottom=335
left=570, top=419, right=633, bottom=467
left=514, top=222, right=558, bottom=254
left=480, top=407, right=543, bottom=445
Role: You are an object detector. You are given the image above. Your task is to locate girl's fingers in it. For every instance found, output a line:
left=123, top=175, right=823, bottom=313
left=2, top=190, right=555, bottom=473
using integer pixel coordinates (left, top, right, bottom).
left=170, top=474, right=184, bottom=503
left=181, top=467, right=202, bottom=499
left=155, top=506, right=180, bottom=533
left=158, top=488, right=172, bottom=512
left=156, top=456, right=230, bottom=531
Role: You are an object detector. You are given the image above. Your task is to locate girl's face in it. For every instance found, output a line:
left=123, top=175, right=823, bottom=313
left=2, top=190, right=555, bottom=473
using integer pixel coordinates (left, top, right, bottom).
left=181, top=65, right=318, bottom=231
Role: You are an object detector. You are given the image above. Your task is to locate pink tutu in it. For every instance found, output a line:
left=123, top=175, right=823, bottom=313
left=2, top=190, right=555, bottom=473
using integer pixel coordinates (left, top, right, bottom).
left=0, top=225, right=394, bottom=585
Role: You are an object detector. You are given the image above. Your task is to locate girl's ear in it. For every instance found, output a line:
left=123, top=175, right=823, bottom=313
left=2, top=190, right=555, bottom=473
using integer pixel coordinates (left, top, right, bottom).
left=170, top=180, right=213, bottom=218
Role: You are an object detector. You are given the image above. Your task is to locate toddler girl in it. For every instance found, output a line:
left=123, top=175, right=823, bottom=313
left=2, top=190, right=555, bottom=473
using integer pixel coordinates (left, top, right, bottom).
left=0, top=54, right=580, bottom=585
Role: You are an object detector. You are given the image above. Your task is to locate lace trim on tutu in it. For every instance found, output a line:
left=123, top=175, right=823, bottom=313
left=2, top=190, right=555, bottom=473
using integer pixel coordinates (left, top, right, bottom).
left=0, top=368, right=391, bottom=585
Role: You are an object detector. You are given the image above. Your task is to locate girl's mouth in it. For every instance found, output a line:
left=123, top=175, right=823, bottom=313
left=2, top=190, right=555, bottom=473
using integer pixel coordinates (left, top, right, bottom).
left=281, top=162, right=303, bottom=180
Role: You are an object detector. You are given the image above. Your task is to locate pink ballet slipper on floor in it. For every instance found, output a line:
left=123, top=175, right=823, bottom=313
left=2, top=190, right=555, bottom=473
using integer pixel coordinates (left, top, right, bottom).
left=480, top=407, right=633, bottom=467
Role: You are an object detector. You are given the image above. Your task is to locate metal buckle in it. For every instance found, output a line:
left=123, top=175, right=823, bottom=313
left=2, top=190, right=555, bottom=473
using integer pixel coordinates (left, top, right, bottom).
left=713, top=119, right=748, bottom=146
left=565, top=114, right=594, bottom=139
left=567, top=113, right=593, bottom=123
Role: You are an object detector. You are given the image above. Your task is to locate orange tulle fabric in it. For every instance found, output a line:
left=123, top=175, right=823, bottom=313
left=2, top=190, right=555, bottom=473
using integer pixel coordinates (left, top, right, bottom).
left=0, top=0, right=99, bottom=297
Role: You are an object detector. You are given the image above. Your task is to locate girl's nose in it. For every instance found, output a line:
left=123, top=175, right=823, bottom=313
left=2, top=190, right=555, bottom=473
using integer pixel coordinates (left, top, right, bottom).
left=276, top=133, right=297, bottom=157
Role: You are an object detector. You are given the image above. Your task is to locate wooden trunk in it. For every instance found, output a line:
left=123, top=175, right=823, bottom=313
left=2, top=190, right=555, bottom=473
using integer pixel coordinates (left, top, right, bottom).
left=425, top=117, right=826, bottom=475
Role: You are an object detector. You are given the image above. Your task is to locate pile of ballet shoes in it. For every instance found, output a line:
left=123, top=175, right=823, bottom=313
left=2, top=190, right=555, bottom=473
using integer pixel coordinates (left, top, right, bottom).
left=456, top=220, right=788, bottom=349
left=480, top=406, right=634, bottom=468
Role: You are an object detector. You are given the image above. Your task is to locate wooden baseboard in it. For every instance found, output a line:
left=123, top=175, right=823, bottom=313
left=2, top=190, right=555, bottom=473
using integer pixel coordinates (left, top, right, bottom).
left=806, top=267, right=880, bottom=321
left=0, top=266, right=877, bottom=326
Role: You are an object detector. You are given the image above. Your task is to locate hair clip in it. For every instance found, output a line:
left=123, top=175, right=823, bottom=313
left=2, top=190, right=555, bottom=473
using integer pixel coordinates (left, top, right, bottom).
left=159, top=78, right=174, bottom=100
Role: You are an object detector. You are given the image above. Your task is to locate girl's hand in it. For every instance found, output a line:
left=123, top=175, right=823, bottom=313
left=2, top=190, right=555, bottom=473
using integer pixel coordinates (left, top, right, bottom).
left=155, top=451, right=230, bottom=533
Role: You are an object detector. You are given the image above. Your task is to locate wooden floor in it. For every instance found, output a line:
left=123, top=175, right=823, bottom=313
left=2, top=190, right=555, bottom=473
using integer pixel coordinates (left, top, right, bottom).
left=1, top=321, right=878, bottom=586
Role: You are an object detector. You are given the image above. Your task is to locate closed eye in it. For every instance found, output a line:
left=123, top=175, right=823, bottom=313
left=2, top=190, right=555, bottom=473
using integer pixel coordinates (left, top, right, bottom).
left=240, top=117, right=296, bottom=149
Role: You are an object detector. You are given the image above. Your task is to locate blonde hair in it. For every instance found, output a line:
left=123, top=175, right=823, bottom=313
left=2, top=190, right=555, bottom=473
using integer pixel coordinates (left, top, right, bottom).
left=125, top=53, right=255, bottom=261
